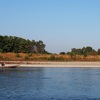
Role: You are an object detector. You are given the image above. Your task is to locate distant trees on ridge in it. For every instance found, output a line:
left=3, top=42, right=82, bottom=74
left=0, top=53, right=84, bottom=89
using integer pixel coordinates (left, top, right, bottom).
left=60, top=46, right=100, bottom=56
left=1, top=35, right=100, bottom=56
left=0, top=35, right=46, bottom=53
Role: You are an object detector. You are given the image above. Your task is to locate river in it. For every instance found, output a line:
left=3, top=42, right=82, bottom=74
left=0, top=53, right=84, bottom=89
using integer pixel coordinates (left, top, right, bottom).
left=0, top=67, right=100, bottom=100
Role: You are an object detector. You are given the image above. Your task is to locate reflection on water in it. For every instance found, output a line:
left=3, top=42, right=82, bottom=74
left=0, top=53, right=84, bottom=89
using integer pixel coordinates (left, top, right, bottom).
left=0, top=67, right=100, bottom=100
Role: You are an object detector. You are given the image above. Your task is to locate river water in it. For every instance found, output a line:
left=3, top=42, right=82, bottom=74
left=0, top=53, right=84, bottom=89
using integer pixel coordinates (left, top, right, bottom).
left=0, top=67, right=100, bottom=100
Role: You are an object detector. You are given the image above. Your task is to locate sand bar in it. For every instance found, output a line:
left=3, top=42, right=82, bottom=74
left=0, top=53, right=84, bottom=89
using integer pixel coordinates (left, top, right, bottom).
left=0, top=61, right=100, bottom=68
left=20, top=62, right=100, bottom=68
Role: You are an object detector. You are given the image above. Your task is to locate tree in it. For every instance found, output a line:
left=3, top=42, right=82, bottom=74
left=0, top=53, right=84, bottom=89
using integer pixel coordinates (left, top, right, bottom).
left=59, top=52, right=66, bottom=55
left=85, top=46, right=93, bottom=52
left=71, top=48, right=82, bottom=55
left=36, top=40, right=45, bottom=53
left=0, top=35, right=46, bottom=53
left=98, top=49, right=100, bottom=55
left=68, top=46, right=96, bottom=56
left=82, top=46, right=96, bottom=56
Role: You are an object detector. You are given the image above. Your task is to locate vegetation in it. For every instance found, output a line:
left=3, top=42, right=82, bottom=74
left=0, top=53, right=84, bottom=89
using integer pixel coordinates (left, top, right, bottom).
left=1, top=35, right=100, bottom=61
left=67, top=46, right=97, bottom=56
left=0, top=53, right=100, bottom=61
left=0, top=35, right=46, bottom=53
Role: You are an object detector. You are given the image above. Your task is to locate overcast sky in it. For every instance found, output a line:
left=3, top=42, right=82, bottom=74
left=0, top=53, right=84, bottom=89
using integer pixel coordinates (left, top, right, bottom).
left=0, top=0, right=100, bottom=53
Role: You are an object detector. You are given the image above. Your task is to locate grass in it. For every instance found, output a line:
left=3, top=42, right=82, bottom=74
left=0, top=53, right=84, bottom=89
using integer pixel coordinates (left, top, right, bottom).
left=0, top=53, right=100, bottom=61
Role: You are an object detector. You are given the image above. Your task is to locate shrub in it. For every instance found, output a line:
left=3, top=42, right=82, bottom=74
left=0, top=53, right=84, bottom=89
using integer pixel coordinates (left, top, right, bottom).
left=0, top=55, right=3, bottom=59
left=49, top=55, right=55, bottom=61
left=24, top=56, right=29, bottom=60
left=15, top=53, right=21, bottom=58
left=27, top=53, right=33, bottom=57
left=56, top=56, right=64, bottom=61
left=0, top=49, right=2, bottom=53
left=3, top=57, right=10, bottom=60
left=59, top=52, right=66, bottom=55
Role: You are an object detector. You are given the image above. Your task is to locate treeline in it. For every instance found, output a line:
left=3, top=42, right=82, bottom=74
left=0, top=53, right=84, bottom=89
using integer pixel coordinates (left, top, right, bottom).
left=1, top=35, right=100, bottom=56
left=0, top=35, right=47, bottom=53
left=60, top=46, right=100, bottom=56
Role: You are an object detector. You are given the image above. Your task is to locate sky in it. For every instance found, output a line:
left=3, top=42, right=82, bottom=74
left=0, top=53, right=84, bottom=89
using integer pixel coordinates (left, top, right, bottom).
left=0, top=0, right=100, bottom=53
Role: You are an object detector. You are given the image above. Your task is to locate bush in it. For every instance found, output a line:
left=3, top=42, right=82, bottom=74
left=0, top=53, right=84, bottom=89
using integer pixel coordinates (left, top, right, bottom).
left=3, top=57, right=10, bottom=60
left=15, top=53, right=21, bottom=58
left=24, top=56, right=29, bottom=60
left=0, top=55, right=3, bottom=59
left=27, top=53, right=32, bottom=57
left=56, top=56, right=64, bottom=61
left=0, top=49, right=2, bottom=53
left=49, top=55, right=55, bottom=61
left=59, top=52, right=66, bottom=55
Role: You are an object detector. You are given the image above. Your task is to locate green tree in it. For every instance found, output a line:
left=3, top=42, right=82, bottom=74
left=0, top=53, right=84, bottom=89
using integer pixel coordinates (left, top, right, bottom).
left=82, top=46, right=95, bottom=56
left=59, top=52, right=66, bottom=55
left=98, top=49, right=100, bottom=55
left=36, top=40, right=45, bottom=53
left=0, top=35, right=46, bottom=53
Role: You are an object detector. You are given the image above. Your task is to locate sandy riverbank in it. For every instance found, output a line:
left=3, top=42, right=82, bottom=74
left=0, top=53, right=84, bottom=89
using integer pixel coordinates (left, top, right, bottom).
left=20, top=62, right=100, bottom=67
left=0, top=61, right=100, bottom=68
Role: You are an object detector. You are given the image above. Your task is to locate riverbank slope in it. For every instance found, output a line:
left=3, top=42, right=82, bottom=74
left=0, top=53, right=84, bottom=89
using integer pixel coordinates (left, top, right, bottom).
left=0, top=61, right=100, bottom=68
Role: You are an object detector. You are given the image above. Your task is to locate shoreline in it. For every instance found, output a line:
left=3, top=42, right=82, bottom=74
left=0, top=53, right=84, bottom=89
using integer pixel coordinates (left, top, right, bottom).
left=20, top=62, right=100, bottom=67
left=0, top=61, right=100, bottom=68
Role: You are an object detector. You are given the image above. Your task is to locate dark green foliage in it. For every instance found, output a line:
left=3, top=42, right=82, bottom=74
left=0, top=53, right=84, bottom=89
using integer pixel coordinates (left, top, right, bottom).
left=59, top=52, right=66, bottom=55
left=49, top=55, right=55, bottom=61
left=56, top=56, right=64, bottom=61
left=27, top=53, right=32, bottom=57
left=0, top=35, right=46, bottom=53
left=0, top=49, right=2, bottom=52
left=69, top=46, right=97, bottom=56
left=15, top=53, right=21, bottom=58
left=97, top=49, right=100, bottom=55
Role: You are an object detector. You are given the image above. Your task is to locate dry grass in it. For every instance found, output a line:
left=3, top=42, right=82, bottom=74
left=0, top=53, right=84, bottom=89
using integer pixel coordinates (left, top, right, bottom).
left=0, top=53, right=100, bottom=61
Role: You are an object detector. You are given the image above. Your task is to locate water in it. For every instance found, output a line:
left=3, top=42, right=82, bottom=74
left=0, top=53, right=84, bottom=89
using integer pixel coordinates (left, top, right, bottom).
left=0, top=67, right=100, bottom=100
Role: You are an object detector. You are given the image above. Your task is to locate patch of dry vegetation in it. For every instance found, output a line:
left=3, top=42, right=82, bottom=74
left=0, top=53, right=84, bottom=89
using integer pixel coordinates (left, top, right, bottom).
left=0, top=53, right=100, bottom=61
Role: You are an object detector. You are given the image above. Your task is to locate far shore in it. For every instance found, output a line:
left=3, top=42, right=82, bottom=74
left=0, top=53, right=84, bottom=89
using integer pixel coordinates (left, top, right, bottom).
left=0, top=61, right=100, bottom=68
